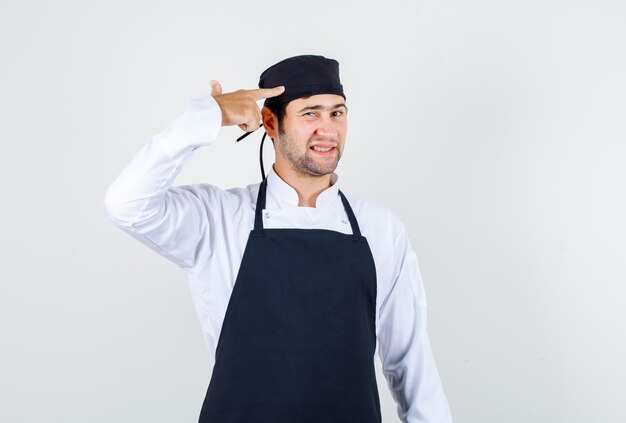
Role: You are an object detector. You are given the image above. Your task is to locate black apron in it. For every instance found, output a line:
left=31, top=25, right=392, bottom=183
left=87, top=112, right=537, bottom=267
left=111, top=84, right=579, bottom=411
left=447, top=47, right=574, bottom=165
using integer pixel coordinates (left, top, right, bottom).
left=199, top=177, right=381, bottom=423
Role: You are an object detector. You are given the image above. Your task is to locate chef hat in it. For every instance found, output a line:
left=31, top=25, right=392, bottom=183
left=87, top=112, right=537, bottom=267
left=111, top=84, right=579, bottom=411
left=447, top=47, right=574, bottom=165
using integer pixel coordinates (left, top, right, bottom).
left=258, top=54, right=346, bottom=108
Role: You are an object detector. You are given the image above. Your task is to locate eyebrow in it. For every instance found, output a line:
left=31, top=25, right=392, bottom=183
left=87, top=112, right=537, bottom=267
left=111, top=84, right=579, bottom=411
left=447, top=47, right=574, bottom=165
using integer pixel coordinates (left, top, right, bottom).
left=297, top=103, right=348, bottom=113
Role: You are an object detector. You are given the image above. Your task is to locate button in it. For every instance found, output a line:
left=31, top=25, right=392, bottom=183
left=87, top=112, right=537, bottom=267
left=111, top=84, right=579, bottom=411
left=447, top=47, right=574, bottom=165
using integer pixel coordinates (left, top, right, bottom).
left=341, top=218, right=348, bottom=224
left=264, top=212, right=271, bottom=219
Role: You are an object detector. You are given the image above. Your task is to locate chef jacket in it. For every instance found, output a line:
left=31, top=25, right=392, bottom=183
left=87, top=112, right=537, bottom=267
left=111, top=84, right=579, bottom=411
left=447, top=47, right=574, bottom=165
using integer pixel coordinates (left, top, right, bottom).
left=103, top=94, right=453, bottom=423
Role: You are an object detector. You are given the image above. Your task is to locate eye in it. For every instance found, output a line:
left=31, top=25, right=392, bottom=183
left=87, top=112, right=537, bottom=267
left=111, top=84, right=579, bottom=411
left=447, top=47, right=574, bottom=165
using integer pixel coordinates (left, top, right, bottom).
left=303, top=112, right=316, bottom=117
left=332, top=110, right=344, bottom=117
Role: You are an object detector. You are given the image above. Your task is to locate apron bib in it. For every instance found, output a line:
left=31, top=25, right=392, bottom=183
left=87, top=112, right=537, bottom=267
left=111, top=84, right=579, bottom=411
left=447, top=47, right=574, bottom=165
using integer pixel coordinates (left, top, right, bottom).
left=199, top=177, right=381, bottom=423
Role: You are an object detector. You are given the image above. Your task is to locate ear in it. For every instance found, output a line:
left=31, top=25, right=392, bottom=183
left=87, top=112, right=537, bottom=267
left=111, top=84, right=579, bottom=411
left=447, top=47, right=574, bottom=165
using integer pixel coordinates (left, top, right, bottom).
left=261, top=107, right=278, bottom=140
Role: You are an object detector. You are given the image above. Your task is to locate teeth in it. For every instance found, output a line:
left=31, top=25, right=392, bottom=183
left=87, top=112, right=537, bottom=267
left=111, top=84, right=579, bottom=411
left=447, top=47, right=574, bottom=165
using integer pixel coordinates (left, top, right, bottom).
left=312, top=146, right=333, bottom=152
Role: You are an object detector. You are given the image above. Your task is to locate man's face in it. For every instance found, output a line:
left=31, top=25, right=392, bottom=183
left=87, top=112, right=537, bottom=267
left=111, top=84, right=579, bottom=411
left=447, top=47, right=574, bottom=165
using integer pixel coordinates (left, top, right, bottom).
left=274, top=94, right=348, bottom=177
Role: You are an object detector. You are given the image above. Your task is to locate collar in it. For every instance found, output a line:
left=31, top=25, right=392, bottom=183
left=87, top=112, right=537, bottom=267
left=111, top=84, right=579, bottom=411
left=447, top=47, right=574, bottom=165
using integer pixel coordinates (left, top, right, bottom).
left=266, top=165, right=340, bottom=208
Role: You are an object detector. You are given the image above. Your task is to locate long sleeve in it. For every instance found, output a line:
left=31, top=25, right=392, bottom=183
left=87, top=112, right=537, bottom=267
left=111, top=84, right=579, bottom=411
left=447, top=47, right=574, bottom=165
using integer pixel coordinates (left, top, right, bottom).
left=103, top=94, right=239, bottom=271
left=377, top=225, right=453, bottom=423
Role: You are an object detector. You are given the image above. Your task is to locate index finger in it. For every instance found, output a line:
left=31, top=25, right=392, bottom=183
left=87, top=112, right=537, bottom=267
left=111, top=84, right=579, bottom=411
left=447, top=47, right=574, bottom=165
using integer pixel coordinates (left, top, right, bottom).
left=252, top=86, right=285, bottom=100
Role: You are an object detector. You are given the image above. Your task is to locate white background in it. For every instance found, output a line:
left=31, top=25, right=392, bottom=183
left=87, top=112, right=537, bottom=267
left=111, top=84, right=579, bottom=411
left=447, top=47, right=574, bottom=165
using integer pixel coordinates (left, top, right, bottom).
left=1, top=0, right=625, bottom=422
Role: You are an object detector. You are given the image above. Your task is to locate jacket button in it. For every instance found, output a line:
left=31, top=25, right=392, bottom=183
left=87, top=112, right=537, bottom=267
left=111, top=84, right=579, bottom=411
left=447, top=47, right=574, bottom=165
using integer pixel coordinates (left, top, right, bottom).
left=265, top=212, right=271, bottom=219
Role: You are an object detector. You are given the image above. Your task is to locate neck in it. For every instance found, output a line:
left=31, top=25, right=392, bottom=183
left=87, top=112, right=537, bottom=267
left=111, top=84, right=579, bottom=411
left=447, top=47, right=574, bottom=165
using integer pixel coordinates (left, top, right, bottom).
left=272, top=163, right=333, bottom=208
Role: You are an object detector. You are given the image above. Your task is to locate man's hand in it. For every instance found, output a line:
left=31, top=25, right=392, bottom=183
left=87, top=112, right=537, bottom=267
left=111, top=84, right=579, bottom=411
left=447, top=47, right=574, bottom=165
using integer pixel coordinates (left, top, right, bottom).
left=210, top=80, right=285, bottom=132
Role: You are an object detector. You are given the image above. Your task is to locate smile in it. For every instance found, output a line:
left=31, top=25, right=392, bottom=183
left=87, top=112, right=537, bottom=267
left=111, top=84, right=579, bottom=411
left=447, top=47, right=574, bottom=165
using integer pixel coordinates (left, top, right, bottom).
left=310, top=146, right=337, bottom=155
left=312, top=146, right=333, bottom=152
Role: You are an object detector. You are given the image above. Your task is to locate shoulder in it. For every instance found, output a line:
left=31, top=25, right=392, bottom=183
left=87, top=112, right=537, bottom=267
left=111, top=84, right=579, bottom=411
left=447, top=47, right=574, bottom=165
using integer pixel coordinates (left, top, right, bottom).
left=226, top=181, right=262, bottom=210
left=171, top=180, right=261, bottom=212
left=340, top=190, right=406, bottom=243
left=341, top=191, right=417, bottom=302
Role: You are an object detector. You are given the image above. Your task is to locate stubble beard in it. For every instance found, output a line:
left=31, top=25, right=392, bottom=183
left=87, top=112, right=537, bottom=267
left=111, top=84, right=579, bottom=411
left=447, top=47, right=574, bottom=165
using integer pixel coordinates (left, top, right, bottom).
left=276, top=126, right=342, bottom=177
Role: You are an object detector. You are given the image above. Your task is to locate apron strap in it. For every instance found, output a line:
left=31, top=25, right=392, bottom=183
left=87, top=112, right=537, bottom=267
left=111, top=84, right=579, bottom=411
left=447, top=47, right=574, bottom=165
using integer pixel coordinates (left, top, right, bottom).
left=338, top=190, right=362, bottom=239
left=253, top=175, right=364, bottom=241
left=253, top=177, right=268, bottom=233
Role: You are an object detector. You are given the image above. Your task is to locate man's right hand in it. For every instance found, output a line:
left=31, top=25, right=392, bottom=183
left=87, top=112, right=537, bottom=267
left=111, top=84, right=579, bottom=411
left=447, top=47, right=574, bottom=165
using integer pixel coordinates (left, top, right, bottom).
left=210, top=80, right=285, bottom=132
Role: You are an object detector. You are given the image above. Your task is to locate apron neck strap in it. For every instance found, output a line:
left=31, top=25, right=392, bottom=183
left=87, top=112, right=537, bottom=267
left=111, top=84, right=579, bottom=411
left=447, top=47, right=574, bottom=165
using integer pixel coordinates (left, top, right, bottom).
left=253, top=175, right=363, bottom=239
left=254, top=177, right=269, bottom=231
left=338, top=190, right=362, bottom=238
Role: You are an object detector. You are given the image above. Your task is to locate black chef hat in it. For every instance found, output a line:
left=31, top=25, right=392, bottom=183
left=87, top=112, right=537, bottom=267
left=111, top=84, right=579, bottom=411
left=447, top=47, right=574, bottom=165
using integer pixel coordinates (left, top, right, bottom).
left=258, top=54, right=346, bottom=108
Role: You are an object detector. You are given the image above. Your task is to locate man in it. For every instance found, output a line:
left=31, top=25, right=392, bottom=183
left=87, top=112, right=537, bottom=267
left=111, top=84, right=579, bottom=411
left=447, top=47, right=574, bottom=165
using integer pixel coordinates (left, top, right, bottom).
left=104, top=55, right=452, bottom=422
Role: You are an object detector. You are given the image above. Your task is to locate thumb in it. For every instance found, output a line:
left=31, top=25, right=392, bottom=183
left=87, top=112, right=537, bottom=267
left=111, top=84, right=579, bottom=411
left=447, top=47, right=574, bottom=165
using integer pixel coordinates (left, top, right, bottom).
left=210, top=80, right=223, bottom=97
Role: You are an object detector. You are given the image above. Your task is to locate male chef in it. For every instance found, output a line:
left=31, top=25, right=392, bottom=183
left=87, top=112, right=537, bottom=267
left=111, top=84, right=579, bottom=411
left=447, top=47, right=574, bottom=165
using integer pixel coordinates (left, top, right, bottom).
left=104, top=54, right=453, bottom=422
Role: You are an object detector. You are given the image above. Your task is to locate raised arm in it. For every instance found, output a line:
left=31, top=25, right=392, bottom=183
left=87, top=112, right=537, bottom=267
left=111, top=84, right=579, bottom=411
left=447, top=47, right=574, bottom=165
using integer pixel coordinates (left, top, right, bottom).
left=102, top=82, right=284, bottom=270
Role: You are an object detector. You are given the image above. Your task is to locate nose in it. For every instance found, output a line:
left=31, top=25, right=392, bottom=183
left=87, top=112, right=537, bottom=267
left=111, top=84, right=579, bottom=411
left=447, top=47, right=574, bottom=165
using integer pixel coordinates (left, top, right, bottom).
left=316, top=118, right=339, bottom=139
